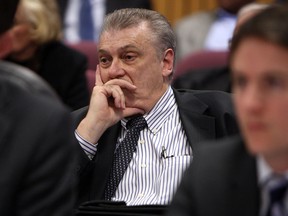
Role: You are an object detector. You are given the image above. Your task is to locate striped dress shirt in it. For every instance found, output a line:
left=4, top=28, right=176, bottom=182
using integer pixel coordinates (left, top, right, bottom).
left=76, top=87, right=192, bottom=205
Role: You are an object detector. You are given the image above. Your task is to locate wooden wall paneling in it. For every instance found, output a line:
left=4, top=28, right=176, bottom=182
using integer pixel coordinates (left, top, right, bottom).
left=151, top=0, right=274, bottom=26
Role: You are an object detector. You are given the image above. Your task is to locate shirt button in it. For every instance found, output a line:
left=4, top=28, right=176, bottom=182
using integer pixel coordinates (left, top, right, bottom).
left=141, top=164, right=147, bottom=168
left=138, top=193, right=144, bottom=198
left=152, top=129, right=157, bottom=135
left=138, top=139, right=145, bottom=144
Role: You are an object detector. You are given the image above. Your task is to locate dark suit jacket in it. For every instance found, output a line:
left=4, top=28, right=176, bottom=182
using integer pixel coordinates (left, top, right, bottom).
left=6, top=41, right=90, bottom=110
left=172, top=66, right=231, bottom=93
left=58, top=0, right=152, bottom=22
left=166, top=135, right=260, bottom=216
left=0, top=61, right=77, bottom=215
left=72, top=88, right=239, bottom=206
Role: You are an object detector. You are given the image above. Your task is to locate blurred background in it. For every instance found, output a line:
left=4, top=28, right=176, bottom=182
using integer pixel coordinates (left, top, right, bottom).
left=151, top=0, right=273, bottom=25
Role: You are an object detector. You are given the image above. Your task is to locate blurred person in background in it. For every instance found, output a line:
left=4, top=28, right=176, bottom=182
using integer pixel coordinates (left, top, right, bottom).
left=172, top=2, right=269, bottom=93
left=5, top=0, right=90, bottom=110
left=0, top=0, right=77, bottom=215
left=58, top=0, right=152, bottom=42
left=174, top=0, right=255, bottom=61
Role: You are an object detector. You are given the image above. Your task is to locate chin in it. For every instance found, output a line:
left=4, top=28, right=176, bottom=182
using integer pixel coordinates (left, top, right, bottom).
left=245, top=137, right=272, bottom=156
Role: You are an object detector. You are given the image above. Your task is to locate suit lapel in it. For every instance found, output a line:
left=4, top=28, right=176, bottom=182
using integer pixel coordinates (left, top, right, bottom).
left=229, top=139, right=260, bottom=216
left=0, top=86, right=11, bottom=149
left=0, top=114, right=10, bottom=149
left=173, top=89, right=216, bottom=149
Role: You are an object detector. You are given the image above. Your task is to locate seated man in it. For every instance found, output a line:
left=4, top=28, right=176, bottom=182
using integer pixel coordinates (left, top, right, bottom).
left=167, top=5, right=288, bottom=216
left=73, top=8, right=239, bottom=206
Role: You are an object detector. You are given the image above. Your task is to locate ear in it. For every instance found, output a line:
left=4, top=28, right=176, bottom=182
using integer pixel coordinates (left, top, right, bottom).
left=9, top=24, right=29, bottom=51
left=161, top=48, right=174, bottom=78
left=0, top=32, right=13, bottom=58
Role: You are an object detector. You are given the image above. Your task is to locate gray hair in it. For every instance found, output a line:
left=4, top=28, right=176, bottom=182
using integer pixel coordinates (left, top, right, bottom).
left=100, top=8, right=176, bottom=74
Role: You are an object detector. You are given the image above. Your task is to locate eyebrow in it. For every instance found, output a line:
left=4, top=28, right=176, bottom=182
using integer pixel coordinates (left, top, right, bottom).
left=98, top=44, right=141, bottom=54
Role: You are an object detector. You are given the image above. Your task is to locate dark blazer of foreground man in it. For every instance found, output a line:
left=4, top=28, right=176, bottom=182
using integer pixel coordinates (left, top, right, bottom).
left=0, top=63, right=76, bottom=215
left=72, top=8, right=239, bottom=206
left=166, top=135, right=259, bottom=216
left=167, top=5, right=288, bottom=216
left=0, top=0, right=76, bottom=214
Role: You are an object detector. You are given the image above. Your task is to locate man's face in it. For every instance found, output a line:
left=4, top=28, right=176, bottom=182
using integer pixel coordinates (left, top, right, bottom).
left=98, top=22, right=174, bottom=113
left=232, top=37, right=288, bottom=162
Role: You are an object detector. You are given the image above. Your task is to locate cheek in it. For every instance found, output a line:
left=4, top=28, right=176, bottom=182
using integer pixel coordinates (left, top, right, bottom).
left=233, top=94, right=244, bottom=118
left=100, top=70, right=109, bottom=83
left=10, top=25, right=32, bottom=52
left=270, top=101, right=288, bottom=130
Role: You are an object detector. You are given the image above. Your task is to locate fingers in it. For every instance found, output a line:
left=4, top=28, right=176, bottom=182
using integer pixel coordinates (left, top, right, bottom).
left=93, top=65, right=138, bottom=110
left=95, top=65, right=103, bottom=86
left=106, top=85, right=126, bottom=109
left=95, top=65, right=136, bottom=92
left=105, top=79, right=137, bottom=91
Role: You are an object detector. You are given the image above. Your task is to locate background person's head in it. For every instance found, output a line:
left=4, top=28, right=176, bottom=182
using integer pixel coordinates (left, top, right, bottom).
left=230, top=5, right=288, bottom=172
left=8, top=0, right=61, bottom=61
left=234, top=2, right=269, bottom=34
left=217, top=0, right=255, bottom=14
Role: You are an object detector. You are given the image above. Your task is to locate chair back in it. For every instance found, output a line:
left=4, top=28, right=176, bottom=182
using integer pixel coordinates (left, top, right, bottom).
left=174, top=50, right=229, bottom=79
left=67, top=41, right=99, bottom=94
left=68, top=41, right=98, bottom=70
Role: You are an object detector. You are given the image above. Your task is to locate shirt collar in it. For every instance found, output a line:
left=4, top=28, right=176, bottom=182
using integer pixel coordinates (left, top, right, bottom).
left=257, top=156, right=288, bottom=187
left=121, top=86, right=176, bottom=133
left=257, top=156, right=273, bottom=187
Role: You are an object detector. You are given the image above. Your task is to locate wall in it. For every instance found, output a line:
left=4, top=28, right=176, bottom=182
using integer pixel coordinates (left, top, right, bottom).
left=151, top=0, right=274, bottom=25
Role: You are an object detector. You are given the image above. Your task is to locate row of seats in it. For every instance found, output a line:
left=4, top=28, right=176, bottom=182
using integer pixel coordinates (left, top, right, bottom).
left=67, top=41, right=98, bottom=94
left=68, top=41, right=229, bottom=94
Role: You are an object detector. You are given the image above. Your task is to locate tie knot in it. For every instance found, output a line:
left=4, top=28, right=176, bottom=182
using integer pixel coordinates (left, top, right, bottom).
left=268, top=177, right=288, bottom=205
left=267, top=176, right=288, bottom=204
left=126, top=116, right=147, bottom=131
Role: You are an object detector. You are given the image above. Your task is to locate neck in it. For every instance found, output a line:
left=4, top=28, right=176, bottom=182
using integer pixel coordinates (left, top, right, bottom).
left=264, top=152, right=288, bottom=174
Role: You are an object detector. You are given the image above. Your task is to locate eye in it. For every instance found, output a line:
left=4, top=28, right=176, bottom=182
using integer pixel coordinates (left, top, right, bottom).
left=265, top=76, right=284, bottom=89
left=233, top=74, right=247, bottom=90
left=122, top=53, right=137, bottom=62
left=99, top=56, right=111, bottom=67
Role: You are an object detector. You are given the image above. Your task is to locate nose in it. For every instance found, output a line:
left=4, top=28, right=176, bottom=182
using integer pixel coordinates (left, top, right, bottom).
left=240, top=85, right=264, bottom=114
left=108, top=59, right=125, bottom=79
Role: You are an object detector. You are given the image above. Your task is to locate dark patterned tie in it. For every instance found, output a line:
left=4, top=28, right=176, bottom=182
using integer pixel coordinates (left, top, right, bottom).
left=79, top=0, right=94, bottom=40
left=104, top=116, right=147, bottom=200
left=266, top=178, right=288, bottom=216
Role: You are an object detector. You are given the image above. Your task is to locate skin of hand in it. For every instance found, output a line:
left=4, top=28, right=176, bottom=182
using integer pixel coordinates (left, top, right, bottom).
left=76, top=65, right=145, bottom=144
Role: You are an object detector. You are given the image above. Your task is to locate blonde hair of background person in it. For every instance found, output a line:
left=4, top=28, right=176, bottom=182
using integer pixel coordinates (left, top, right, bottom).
left=6, top=0, right=91, bottom=110
left=15, top=0, right=62, bottom=44
left=8, top=0, right=62, bottom=61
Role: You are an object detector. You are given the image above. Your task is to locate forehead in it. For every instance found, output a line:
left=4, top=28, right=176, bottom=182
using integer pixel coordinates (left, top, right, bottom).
left=231, top=38, right=288, bottom=76
left=98, top=23, right=154, bottom=51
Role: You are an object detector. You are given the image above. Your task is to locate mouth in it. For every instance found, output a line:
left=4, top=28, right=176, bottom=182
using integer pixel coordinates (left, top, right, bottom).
left=245, top=122, right=266, bottom=132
